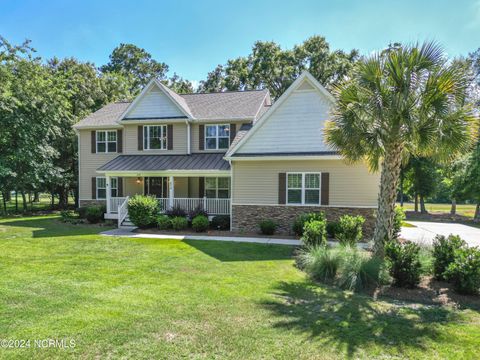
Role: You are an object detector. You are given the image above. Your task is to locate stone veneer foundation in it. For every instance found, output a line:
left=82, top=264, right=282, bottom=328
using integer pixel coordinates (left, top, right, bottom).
left=232, top=205, right=376, bottom=238
left=79, top=200, right=106, bottom=208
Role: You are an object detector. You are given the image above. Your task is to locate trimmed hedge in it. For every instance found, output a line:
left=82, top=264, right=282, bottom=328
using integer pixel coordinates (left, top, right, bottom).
left=259, top=219, right=277, bottom=235
left=385, top=240, right=422, bottom=288
left=192, top=215, right=209, bottom=232
left=301, top=219, right=327, bottom=247
left=127, top=195, right=158, bottom=228
left=211, top=215, right=230, bottom=230
left=292, top=212, right=325, bottom=236
left=432, top=234, right=466, bottom=281
left=171, top=216, right=188, bottom=231
left=445, top=247, right=480, bottom=295
left=157, top=215, right=172, bottom=230
left=85, top=206, right=103, bottom=224
left=336, top=215, right=365, bottom=246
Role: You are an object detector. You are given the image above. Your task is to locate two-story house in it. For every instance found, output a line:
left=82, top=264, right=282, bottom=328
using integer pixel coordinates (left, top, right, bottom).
left=74, top=71, right=381, bottom=235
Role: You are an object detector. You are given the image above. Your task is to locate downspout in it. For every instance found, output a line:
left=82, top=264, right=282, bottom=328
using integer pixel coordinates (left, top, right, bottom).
left=186, top=120, right=191, bottom=155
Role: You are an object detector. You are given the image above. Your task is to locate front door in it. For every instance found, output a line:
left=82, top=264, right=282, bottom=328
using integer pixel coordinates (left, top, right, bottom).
left=144, top=177, right=168, bottom=198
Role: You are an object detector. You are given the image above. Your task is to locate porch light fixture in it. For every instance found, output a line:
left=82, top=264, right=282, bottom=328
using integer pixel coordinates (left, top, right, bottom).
left=136, top=177, right=142, bottom=184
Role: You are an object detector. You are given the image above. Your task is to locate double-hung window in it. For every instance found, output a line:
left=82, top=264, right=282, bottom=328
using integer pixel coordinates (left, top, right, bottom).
left=205, top=124, right=230, bottom=150
left=144, top=125, right=167, bottom=150
left=96, top=130, right=117, bottom=153
left=96, top=177, right=118, bottom=199
left=205, top=177, right=230, bottom=198
left=287, top=173, right=321, bottom=205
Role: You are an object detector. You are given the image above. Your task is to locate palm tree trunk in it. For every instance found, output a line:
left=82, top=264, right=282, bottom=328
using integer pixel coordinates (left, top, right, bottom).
left=373, top=147, right=403, bottom=258
left=450, top=198, right=456, bottom=215
left=399, top=166, right=404, bottom=207
left=474, top=203, right=480, bottom=223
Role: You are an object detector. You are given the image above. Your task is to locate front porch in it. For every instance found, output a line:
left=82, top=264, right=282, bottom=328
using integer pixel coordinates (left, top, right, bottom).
left=103, top=175, right=231, bottom=221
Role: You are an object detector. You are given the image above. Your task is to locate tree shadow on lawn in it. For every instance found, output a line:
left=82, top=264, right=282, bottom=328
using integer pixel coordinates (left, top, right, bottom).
left=0, top=216, right=112, bottom=238
left=183, top=239, right=296, bottom=262
left=262, top=281, right=462, bottom=358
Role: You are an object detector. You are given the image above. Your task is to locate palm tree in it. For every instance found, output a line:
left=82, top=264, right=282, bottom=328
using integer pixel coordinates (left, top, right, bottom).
left=326, top=42, right=474, bottom=257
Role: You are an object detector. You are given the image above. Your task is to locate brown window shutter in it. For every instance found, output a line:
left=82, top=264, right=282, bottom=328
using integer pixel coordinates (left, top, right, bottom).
left=199, top=125, right=204, bottom=150
left=91, top=131, right=96, bottom=153
left=167, top=124, right=173, bottom=150
left=230, top=123, right=237, bottom=143
left=91, top=177, right=97, bottom=199
left=321, top=173, right=330, bottom=205
left=117, top=130, right=123, bottom=153
left=278, top=173, right=286, bottom=204
left=117, top=177, right=123, bottom=197
left=199, top=177, right=205, bottom=197
left=138, top=126, right=143, bottom=151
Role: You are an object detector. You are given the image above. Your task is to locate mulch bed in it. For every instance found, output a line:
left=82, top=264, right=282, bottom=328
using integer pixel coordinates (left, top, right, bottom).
left=376, top=276, right=480, bottom=309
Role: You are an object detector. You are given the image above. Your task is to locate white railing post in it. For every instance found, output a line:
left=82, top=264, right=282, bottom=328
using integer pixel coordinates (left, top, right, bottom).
left=106, top=176, right=111, bottom=214
left=169, top=176, right=174, bottom=209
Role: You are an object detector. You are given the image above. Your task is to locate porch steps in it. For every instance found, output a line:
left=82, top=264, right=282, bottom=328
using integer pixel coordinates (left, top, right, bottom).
left=121, top=216, right=135, bottom=227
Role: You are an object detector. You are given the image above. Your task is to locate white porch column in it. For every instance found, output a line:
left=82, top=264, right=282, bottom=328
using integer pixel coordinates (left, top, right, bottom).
left=106, top=175, right=111, bottom=213
left=169, top=176, right=174, bottom=208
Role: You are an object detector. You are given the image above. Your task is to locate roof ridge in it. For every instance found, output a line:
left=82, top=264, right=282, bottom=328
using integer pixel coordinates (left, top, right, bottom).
left=181, top=89, right=268, bottom=96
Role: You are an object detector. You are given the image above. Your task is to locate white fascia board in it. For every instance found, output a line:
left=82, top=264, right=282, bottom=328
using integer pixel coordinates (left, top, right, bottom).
left=96, top=170, right=231, bottom=177
left=225, top=155, right=343, bottom=161
left=73, top=124, right=123, bottom=130
left=118, top=118, right=188, bottom=125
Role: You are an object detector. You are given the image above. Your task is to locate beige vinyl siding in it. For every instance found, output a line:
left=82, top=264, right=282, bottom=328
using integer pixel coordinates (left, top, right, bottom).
left=123, top=123, right=188, bottom=154
left=237, top=87, right=332, bottom=154
left=191, top=121, right=250, bottom=153
left=125, top=87, right=185, bottom=118
left=232, top=159, right=380, bottom=207
left=78, top=129, right=119, bottom=200
left=124, top=177, right=143, bottom=196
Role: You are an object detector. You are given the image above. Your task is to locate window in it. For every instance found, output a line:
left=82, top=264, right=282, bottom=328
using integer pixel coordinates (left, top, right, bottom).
left=96, top=177, right=118, bottom=199
left=287, top=173, right=321, bottom=205
left=205, top=177, right=230, bottom=198
left=96, top=130, right=117, bottom=153
left=144, top=125, right=167, bottom=150
left=205, top=124, right=230, bottom=150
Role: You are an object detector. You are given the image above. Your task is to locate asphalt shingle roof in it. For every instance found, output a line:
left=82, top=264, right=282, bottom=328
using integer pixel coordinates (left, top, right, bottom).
left=97, top=153, right=230, bottom=172
left=74, top=88, right=270, bottom=128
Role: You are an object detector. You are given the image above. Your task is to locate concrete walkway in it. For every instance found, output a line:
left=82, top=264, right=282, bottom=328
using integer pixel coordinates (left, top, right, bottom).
left=101, top=228, right=301, bottom=245
left=101, top=228, right=371, bottom=249
left=401, top=221, right=480, bottom=247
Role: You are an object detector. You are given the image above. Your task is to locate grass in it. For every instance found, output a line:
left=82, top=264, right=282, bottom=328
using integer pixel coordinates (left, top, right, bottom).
left=0, top=193, right=75, bottom=213
left=400, top=203, right=477, bottom=219
left=1, top=215, right=480, bottom=359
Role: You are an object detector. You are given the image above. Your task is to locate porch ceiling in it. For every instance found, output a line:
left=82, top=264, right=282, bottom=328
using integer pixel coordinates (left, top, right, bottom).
left=97, top=153, right=230, bottom=173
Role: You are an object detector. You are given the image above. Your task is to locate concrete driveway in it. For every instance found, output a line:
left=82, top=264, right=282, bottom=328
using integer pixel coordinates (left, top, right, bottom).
left=401, top=221, right=480, bottom=247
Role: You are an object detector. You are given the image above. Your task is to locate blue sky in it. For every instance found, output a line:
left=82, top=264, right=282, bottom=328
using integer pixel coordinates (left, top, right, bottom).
left=1, top=0, right=479, bottom=84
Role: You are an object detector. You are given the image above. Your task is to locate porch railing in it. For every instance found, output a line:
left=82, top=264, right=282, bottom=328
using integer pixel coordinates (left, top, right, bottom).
left=158, top=197, right=230, bottom=215
left=110, top=196, right=231, bottom=218
left=117, top=196, right=129, bottom=227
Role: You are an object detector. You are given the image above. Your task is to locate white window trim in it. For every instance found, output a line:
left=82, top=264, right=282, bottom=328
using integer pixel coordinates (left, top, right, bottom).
left=143, top=125, right=168, bottom=150
left=286, top=172, right=321, bottom=205
left=205, top=124, right=230, bottom=150
left=205, top=177, right=230, bottom=198
left=96, top=176, right=118, bottom=200
left=96, top=130, right=117, bottom=153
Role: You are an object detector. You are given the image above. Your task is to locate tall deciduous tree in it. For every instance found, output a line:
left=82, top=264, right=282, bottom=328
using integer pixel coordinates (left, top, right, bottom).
left=326, top=42, right=474, bottom=257
left=404, top=157, right=439, bottom=213
left=199, top=36, right=358, bottom=98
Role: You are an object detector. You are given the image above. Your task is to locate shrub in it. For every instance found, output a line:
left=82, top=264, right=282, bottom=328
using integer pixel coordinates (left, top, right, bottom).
left=326, top=221, right=341, bottom=239
left=259, top=219, right=277, bottom=235
left=432, top=234, right=466, bottom=280
left=60, top=210, right=76, bottom=223
left=445, top=247, right=480, bottom=295
left=211, top=215, right=230, bottom=230
left=297, top=246, right=341, bottom=283
left=188, top=205, right=208, bottom=220
left=171, top=216, right=188, bottom=231
left=76, top=207, right=88, bottom=219
left=166, top=204, right=187, bottom=218
left=85, top=206, right=104, bottom=224
left=127, top=195, right=158, bottom=228
left=392, top=206, right=406, bottom=239
left=336, top=215, right=365, bottom=246
left=336, top=247, right=384, bottom=291
left=385, top=240, right=422, bottom=288
left=192, top=215, right=209, bottom=232
left=157, top=215, right=172, bottom=230
left=301, top=219, right=327, bottom=247
left=292, top=212, right=325, bottom=236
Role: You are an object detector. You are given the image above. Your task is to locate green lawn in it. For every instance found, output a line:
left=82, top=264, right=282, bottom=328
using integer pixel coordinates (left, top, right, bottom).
left=400, top=202, right=476, bottom=218
left=0, top=216, right=479, bottom=359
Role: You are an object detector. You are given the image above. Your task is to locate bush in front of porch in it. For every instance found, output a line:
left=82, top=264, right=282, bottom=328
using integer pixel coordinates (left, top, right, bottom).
left=127, top=195, right=158, bottom=228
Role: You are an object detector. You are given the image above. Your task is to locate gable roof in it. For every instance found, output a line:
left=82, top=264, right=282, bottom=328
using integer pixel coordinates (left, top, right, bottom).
left=225, top=71, right=335, bottom=158
left=74, top=84, right=270, bottom=129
